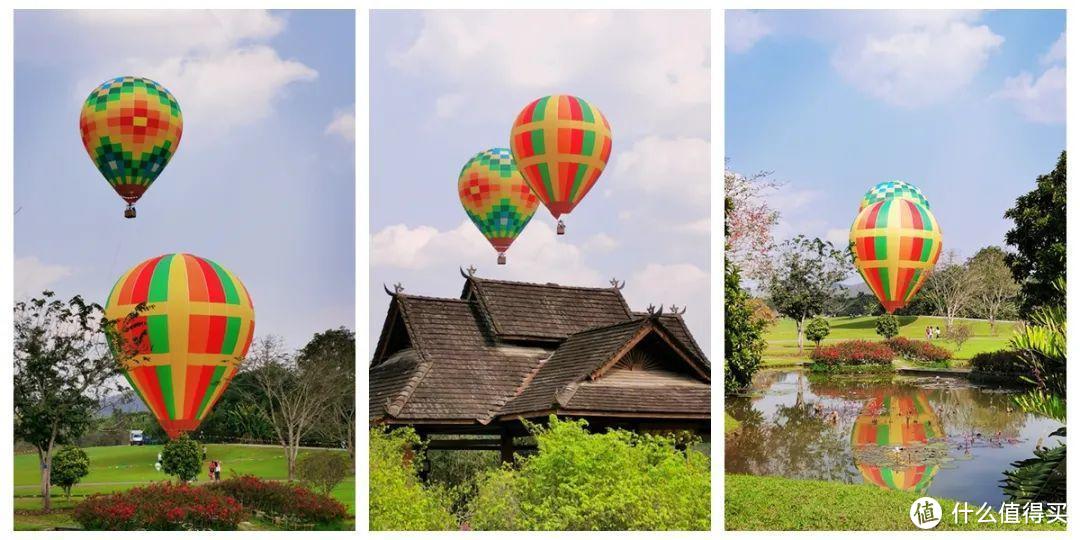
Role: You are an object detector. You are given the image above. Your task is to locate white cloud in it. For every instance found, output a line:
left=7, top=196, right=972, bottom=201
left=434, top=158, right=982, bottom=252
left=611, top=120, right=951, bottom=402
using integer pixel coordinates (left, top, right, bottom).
left=434, top=93, right=466, bottom=119
left=727, top=11, right=772, bottom=54
left=325, top=109, right=355, bottom=140
left=15, top=257, right=74, bottom=299
left=993, top=66, right=1065, bottom=124
left=611, top=136, right=710, bottom=205
left=1040, top=32, right=1065, bottom=65
left=673, top=218, right=710, bottom=236
left=832, top=20, right=1003, bottom=107
left=371, top=220, right=602, bottom=285
left=623, top=263, right=709, bottom=346
left=582, top=233, right=618, bottom=253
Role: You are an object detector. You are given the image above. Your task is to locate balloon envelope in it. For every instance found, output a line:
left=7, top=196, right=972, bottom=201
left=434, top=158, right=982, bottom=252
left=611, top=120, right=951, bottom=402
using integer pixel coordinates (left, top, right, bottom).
left=79, top=76, right=183, bottom=208
left=850, top=199, right=942, bottom=313
left=458, top=148, right=538, bottom=261
left=105, top=253, right=254, bottom=439
left=509, top=95, right=611, bottom=220
left=859, top=180, right=929, bottom=211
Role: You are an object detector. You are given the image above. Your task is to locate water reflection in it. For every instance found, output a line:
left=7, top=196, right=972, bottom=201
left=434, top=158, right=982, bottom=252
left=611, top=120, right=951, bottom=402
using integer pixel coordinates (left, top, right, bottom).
left=726, top=369, right=1064, bottom=506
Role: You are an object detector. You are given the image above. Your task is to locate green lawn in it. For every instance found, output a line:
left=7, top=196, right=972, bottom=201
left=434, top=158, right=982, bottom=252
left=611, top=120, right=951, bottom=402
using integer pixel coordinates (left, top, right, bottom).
left=726, top=474, right=1064, bottom=531
left=764, top=315, right=1015, bottom=365
left=14, top=444, right=354, bottom=530
left=724, top=413, right=741, bottom=435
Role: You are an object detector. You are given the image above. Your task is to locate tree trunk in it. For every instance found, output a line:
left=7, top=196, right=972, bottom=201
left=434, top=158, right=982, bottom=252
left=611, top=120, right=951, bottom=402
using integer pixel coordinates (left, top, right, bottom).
left=796, top=318, right=805, bottom=354
left=38, top=447, right=52, bottom=512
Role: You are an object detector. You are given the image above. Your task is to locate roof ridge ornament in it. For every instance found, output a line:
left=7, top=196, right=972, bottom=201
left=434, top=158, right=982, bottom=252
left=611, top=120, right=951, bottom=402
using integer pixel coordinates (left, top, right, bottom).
left=645, top=304, right=664, bottom=318
left=669, top=304, right=687, bottom=316
left=609, top=277, right=625, bottom=290
left=460, top=265, right=478, bottom=278
left=383, top=282, right=405, bottom=296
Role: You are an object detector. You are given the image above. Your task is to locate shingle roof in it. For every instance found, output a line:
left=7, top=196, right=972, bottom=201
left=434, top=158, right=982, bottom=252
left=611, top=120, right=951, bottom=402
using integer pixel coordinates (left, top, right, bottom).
left=464, top=277, right=633, bottom=341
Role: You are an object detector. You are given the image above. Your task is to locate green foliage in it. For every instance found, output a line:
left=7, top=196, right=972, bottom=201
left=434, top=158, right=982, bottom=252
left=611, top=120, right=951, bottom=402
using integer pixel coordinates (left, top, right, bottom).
left=970, top=350, right=1028, bottom=378
left=725, top=264, right=766, bottom=393
left=467, top=418, right=710, bottom=531
left=50, top=445, right=90, bottom=499
left=967, top=246, right=1020, bottom=328
left=1002, top=432, right=1066, bottom=504
left=369, top=427, right=457, bottom=531
left=1004, top=151, right=1066, bottom=317
left=874, top=313, right=899, bottom=339
left=804, top=317, right=830, bottom=347
left=944, top=324, right=973, bottom=351
left=296, top=451, right=352, bottom=496
left=428, top=444, right=500, bottom=520
left=161, top=434, right=202, bottom=482
left=767, top=236, right=851, bottom=351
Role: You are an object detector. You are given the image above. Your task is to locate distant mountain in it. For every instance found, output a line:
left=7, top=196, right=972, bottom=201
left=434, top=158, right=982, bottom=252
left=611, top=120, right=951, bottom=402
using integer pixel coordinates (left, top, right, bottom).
left=98, top=392, right=147, bottom=416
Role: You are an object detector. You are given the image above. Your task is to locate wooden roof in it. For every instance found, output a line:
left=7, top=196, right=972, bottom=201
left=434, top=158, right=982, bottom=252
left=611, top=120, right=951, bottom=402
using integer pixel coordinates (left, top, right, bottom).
left=370, top=276, right=710, bottom=427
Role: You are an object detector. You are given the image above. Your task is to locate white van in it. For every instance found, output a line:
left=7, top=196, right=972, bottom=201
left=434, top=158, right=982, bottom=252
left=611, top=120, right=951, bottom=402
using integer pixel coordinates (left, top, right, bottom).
left=129, top=430, right=144, bottom=446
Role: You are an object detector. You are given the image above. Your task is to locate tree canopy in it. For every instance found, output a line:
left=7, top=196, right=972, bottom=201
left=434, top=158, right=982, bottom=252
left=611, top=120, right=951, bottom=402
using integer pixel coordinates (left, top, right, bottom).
left=1004, top=151, right=1066, bottom=317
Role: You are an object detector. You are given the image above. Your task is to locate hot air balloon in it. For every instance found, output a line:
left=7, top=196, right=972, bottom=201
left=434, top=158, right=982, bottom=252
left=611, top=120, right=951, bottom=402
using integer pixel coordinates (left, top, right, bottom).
left=104, top=254, right=254, bottom=439
left=851, top=391, right=943, bottom=493
left=859, top=180, right=930, bottom=211
left=509, top=95, right=611, bottom=235
left=79, top=76, right=183, bottom=218
left=850, top=198, right=942, bottom=313
left=458, top=148, right=539, bottom=265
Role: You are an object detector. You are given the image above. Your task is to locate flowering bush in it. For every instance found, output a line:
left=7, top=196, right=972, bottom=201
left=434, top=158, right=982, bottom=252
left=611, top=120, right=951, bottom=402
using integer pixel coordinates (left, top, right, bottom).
left=885, top=337, right=952, bottom=363
left=207, top=475, right=347, bottom=526
left=72, top=482, right=244, bottom=530
left=809, top=340, right=894, bottom=368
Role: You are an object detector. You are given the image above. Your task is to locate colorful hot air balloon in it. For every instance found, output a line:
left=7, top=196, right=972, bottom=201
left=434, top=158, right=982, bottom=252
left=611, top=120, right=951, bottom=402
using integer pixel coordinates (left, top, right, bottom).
left=851, top=391, right=943, bottom=493
left=104, top=254, right=254, bottom=439
left=79, top=76, right=183, bottom=218
left=850, top=198, right=942, bottom=313
left=458, top=148, right=539, bottom=265
left=509, top=95, right=612, bottom=235
left=859, top=180, right=930, bottom=211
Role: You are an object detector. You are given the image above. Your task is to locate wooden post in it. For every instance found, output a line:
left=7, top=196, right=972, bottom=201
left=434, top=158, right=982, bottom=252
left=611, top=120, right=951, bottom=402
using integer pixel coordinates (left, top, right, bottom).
left=500, top=429, right=514, bottom=464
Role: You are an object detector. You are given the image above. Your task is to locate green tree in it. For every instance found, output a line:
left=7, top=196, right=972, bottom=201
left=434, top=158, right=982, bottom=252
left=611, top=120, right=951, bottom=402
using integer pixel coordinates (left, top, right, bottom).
left=1004, top=151, right=1066, bottom=317
left=967, top=246, right=1020, bottom=333
left=467, top=418, right=710, bottom=530
left=875, top=313, right=899, bottom=339
left=297, top=451, right=352, bottom=496
left=945, top=324, right=973, bottom=352
left=162, top=433, right=202, bottom=482
left=298, top=327, right=356, bottom=461
left=804, top=317, right=830, bottom=348
left=767, top=236, right=850, bottom=352
left=50, top=445, right=90, bottom=500
left=14, top=292, right=129, bottom=511
left=725, top=264, right=766, bottom=394
left=369, top=427, right=457, bottom=531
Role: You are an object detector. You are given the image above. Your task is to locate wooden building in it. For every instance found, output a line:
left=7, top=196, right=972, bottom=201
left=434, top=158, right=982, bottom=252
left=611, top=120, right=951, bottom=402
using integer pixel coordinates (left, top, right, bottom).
left=369, top=271, right=710, bottom=462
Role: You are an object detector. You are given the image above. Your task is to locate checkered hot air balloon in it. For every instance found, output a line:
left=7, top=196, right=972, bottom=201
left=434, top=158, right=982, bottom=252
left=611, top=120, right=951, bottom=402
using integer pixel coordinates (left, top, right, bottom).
left=851, top=392, right=943, bottom=493
left=105, top=254, right=254, bottom=439
left=458, top=148, right=539, bottom=265
left=79, top=76, right=183, bottom=218
left=850, top=198, right=942, bottom=313
left=859, top=180, right=930, bottom=211
left=510, top=95, right=612, bottom=235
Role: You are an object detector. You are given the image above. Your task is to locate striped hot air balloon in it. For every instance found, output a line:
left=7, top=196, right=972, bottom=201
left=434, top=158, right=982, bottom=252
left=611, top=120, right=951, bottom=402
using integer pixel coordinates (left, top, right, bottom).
left=79, top=76, right=183, bottom=218
left=851, top=392, right=943, bottom=493
left=509, top=95, right=612, bottom=235
left=458, top=148, right=539, bottom=265
left=104, top=254, right=254, bottom=439
left=850, top=198, right=942, bottom=313
left=859, top=180, right=930, bottom=211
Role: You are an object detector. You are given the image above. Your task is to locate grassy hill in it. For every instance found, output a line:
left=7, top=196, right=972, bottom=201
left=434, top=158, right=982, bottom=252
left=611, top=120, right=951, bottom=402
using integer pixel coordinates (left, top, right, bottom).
left=14, top=443, right=354, bottom=530
left=763, top=315, right=1015, bottom=366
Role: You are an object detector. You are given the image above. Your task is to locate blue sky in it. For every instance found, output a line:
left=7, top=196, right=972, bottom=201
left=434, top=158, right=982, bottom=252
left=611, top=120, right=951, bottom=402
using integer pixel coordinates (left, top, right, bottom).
left=370, top=10, right=711, bottom=355
left=14, top=10, right=355, bottom=350
left=726, top=10, right=1065, bottom=279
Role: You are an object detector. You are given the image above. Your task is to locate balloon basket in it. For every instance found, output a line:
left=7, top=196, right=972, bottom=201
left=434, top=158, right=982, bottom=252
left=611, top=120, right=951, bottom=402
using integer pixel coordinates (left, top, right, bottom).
left=497, top=253, right=506, bottom=265
left=556, top=220, right=565, bottom=235
left=124, top=206, right=136, bottom=219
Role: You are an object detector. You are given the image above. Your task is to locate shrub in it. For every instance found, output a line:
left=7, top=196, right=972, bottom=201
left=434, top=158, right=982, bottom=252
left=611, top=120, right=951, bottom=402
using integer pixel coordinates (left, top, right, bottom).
left=73, top=482, right=244, bottom=530
left=369, top=427, right=457, bottom=531
left=805, top=317, right=830, bottom=347
left=725, top=265, right=766, bottom=393
left=810, top=340, right=895, bottom=369
left=296, top=451, right=352, bottom=496
left=207, top=475, right=347, bottom=526
left=162, top=433, right=202, bottom=482
left=467, top=417, right=709, bottom=530
left=945, top=324, right=973, bottom=351
left=971, top=350, right=1028, bottom=378
left=51, top=445, right=90, bottom=499
left=885, top=337, right=952, bottom=363
left=875, top=314, right=900, bottom=339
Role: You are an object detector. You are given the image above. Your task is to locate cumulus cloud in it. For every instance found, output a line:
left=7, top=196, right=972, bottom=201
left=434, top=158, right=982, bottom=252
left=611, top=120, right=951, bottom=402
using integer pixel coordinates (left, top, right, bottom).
left=1040, top=32, right=1065, bottom=65
left=325, top=109, right=355, bottom=140
left=15, top=257, right=74, bottom=299
left=832, top=20, right=1003, bottom=107
left=727, top=10, right=772, bottom=53
left=993, top=66, right=1065, bottom=124
left=623, top=262, right=710, bottom=352
left=611, top=136, right=710, bottom=205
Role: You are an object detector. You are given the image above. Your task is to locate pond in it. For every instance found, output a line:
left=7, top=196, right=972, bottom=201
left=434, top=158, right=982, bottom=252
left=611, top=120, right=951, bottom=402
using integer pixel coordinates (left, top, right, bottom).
left=726, top=369, right=1064, bottom=507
